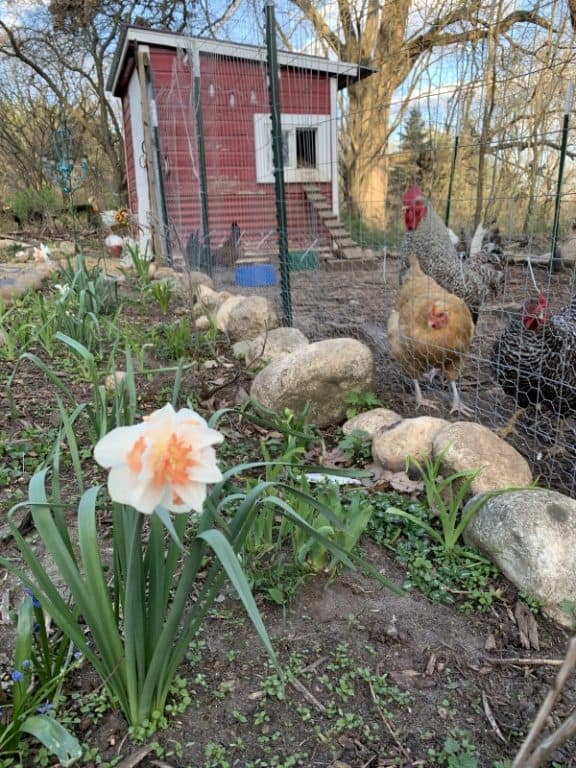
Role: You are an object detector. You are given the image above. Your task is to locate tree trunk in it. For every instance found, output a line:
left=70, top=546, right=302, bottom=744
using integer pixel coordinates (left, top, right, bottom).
left=345, top=77, right=394, bottom=228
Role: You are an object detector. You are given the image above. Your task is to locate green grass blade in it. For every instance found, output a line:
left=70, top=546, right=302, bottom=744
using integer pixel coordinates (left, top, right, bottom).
left=12, top=596, right=33, bottom=714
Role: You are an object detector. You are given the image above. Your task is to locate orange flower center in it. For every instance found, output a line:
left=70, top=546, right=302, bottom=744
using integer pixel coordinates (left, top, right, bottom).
left=127, top=436, right=146, bottom=473
left=151, top=433, right=195, bottom=486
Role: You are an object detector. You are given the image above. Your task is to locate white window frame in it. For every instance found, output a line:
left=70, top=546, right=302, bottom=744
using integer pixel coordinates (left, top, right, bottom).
left=254, top=113, right=332, bottom=184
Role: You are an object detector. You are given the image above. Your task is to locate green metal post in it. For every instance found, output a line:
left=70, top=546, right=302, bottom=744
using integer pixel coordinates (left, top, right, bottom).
left=445, top=134, right=459, bottom=227
left=193, top=47, right=213, bottom=276
left=550, top=84, right=574, bottom=262
left=265, top=0, right=293, bottom=327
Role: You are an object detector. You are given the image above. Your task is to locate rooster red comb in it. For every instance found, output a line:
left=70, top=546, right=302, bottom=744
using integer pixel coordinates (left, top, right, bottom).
left=402, top=186, right=426, bottom=205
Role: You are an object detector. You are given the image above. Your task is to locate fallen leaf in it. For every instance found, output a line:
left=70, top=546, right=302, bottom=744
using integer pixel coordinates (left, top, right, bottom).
left=320, top=446, right=352, bottom=466
left=425, top=653, right=437, bottom=675
left=484, top=632, right=497, bottom=651
left=381, top=470, right=424, bottom=494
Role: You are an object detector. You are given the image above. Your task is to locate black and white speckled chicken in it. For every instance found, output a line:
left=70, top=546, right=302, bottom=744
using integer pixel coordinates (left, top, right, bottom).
left=399, top=186, right=505, bottom=323
left=491, top=292, right=576, bottom=433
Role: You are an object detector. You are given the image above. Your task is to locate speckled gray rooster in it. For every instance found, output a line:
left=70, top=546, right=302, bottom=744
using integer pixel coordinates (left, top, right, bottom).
left=491, top=292, right=576, bottom=427
left=399, top=186, right=505, bottom=323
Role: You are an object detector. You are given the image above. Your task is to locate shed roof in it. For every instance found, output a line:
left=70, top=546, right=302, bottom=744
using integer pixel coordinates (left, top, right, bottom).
left=106, top=25, right=376, bottom=96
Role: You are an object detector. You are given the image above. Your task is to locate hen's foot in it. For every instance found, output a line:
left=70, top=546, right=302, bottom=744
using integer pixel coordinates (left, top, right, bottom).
left=449, top=401, right=474, bottom=417
left=449, top=381, right=474, bottom=418
left=413, top=380, right=439, bottom=411
left=416, top=398, right=440, bottom=411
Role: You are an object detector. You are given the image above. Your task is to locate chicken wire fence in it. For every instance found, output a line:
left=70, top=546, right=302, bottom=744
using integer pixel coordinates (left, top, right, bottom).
left=142, top=1, right=576, bottom=497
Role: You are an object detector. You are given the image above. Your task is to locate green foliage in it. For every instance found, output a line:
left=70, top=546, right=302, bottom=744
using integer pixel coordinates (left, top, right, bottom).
left=427, top=728, right=478, bottom=767
left=0, top=595, right=81, bottom=765
left=344, top=391, right=383, bottom=419
left=6, top=187, right=60, bottom=225
left=0, top=300, right=40, bottom=361
left=210, top=404, right=397, bottom=605
left=0, top=426, right=56, bottom=489
left=367, top=492, right=499, bottom=612
left=338, top=429, right=372, bottom=463
left=151, top=320, right=193, bottom=362
left=389, top=107, right=435, bottom=199
left=123, top=242, right=153, bottom=283
left=147, top=280, right=173, bottom=314
left=386, top=451, right=488, bottom=553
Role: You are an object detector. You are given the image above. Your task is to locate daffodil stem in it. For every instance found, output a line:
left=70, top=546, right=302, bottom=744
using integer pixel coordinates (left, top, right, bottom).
left=123, top=511, right=146, bottom=724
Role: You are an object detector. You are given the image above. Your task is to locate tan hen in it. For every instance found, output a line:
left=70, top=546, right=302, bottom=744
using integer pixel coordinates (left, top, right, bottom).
left=388, top=253, right=475, bottom=415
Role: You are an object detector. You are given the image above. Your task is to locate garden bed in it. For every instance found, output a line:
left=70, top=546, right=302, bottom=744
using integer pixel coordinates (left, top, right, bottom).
left=0, top=250, right=574, bottom=768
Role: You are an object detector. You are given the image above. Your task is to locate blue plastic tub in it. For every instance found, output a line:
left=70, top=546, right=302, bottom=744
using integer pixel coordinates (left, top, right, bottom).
left=235, top=263, right=277, bottom=287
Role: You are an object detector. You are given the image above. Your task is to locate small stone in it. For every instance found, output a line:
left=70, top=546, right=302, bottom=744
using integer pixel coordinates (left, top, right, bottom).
left=372, top=416, right=449, bottom=472
left=343, top=408, right=402, bottom=438
left=225, top=296, right=280, bottom=341
left=235, top=326, right=306, bottom=365
left=104, top=371, right=126, bottom=392
left=433, top=421, right=532, bottom=494
left=215, top=296, right=246, bottom=331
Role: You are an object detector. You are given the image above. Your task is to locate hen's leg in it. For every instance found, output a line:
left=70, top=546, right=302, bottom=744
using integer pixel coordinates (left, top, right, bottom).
left=422, top=367, right=440, bottom=383
left=413, top=380, right=439, bottom=411
left=496, top=408, right=526, bottom=439
left=449, top=381, right=474, bottom=417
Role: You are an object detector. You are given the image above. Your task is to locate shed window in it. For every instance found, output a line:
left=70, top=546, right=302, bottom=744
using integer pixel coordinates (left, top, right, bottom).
left=296, top=127, right=317, bottom=169
left=254, top=113, right=331, bottom=183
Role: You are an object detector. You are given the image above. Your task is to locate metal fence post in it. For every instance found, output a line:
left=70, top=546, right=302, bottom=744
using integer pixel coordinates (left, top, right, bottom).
left=265, top=0, right=293, bottom=327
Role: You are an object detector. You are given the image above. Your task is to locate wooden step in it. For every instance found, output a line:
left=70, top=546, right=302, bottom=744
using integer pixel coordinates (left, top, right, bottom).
left=330, top=228, right=357, bottom=240
left=312, top=207, right=336, bottom=218
left=336, top=238, right=361, bottom=249
left=304, top=191, right=326, bottom=201
left=339, top=247, right=364, bottom=260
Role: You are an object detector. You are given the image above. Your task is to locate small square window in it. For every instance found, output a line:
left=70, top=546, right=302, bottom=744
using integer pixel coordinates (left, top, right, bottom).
left=296, top=127, right=317, bottom=168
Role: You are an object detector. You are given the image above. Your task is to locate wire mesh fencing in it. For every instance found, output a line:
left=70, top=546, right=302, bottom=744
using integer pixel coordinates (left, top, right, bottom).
left=134, top=1, right=576, bottom=497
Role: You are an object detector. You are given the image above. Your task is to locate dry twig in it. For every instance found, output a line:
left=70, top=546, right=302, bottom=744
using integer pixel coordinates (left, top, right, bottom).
left=511, top=636, right=576, bottom=768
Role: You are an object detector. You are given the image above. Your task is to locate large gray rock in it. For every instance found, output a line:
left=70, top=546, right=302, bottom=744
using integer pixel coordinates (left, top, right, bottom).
left=373, top=416, right=449, bottom=472
left=343, top=408, right=402, bottom=438
left=433, top=421, right=532, bottom=494
left=226, top=296, right=280, bottom=341
left=464, top=489, right=576, bottom=628
left=234, top=326, right=309, bottom=367
left=250, top=338, right=374, bottom=428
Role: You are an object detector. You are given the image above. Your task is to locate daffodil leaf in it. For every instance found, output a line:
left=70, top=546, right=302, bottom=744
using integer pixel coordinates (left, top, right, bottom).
left=154, top=506, right=188, bottom=554
left=20, top=715, right=82, bottom=766
left=198, top=528, right=281, bottom=676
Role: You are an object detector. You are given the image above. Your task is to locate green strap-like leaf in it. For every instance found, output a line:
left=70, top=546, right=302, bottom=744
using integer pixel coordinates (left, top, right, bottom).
left=198, top=528, right=281, bottom=675
left=19, top=714, right=82, bottom=766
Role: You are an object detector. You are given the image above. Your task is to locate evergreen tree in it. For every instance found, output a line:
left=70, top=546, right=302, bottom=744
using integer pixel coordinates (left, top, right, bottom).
left=389, top=108, right=434, bottom=200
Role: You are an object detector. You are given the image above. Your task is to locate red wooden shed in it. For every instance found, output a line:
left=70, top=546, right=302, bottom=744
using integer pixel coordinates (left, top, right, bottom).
left=107, top=26, right=374, bottom=267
